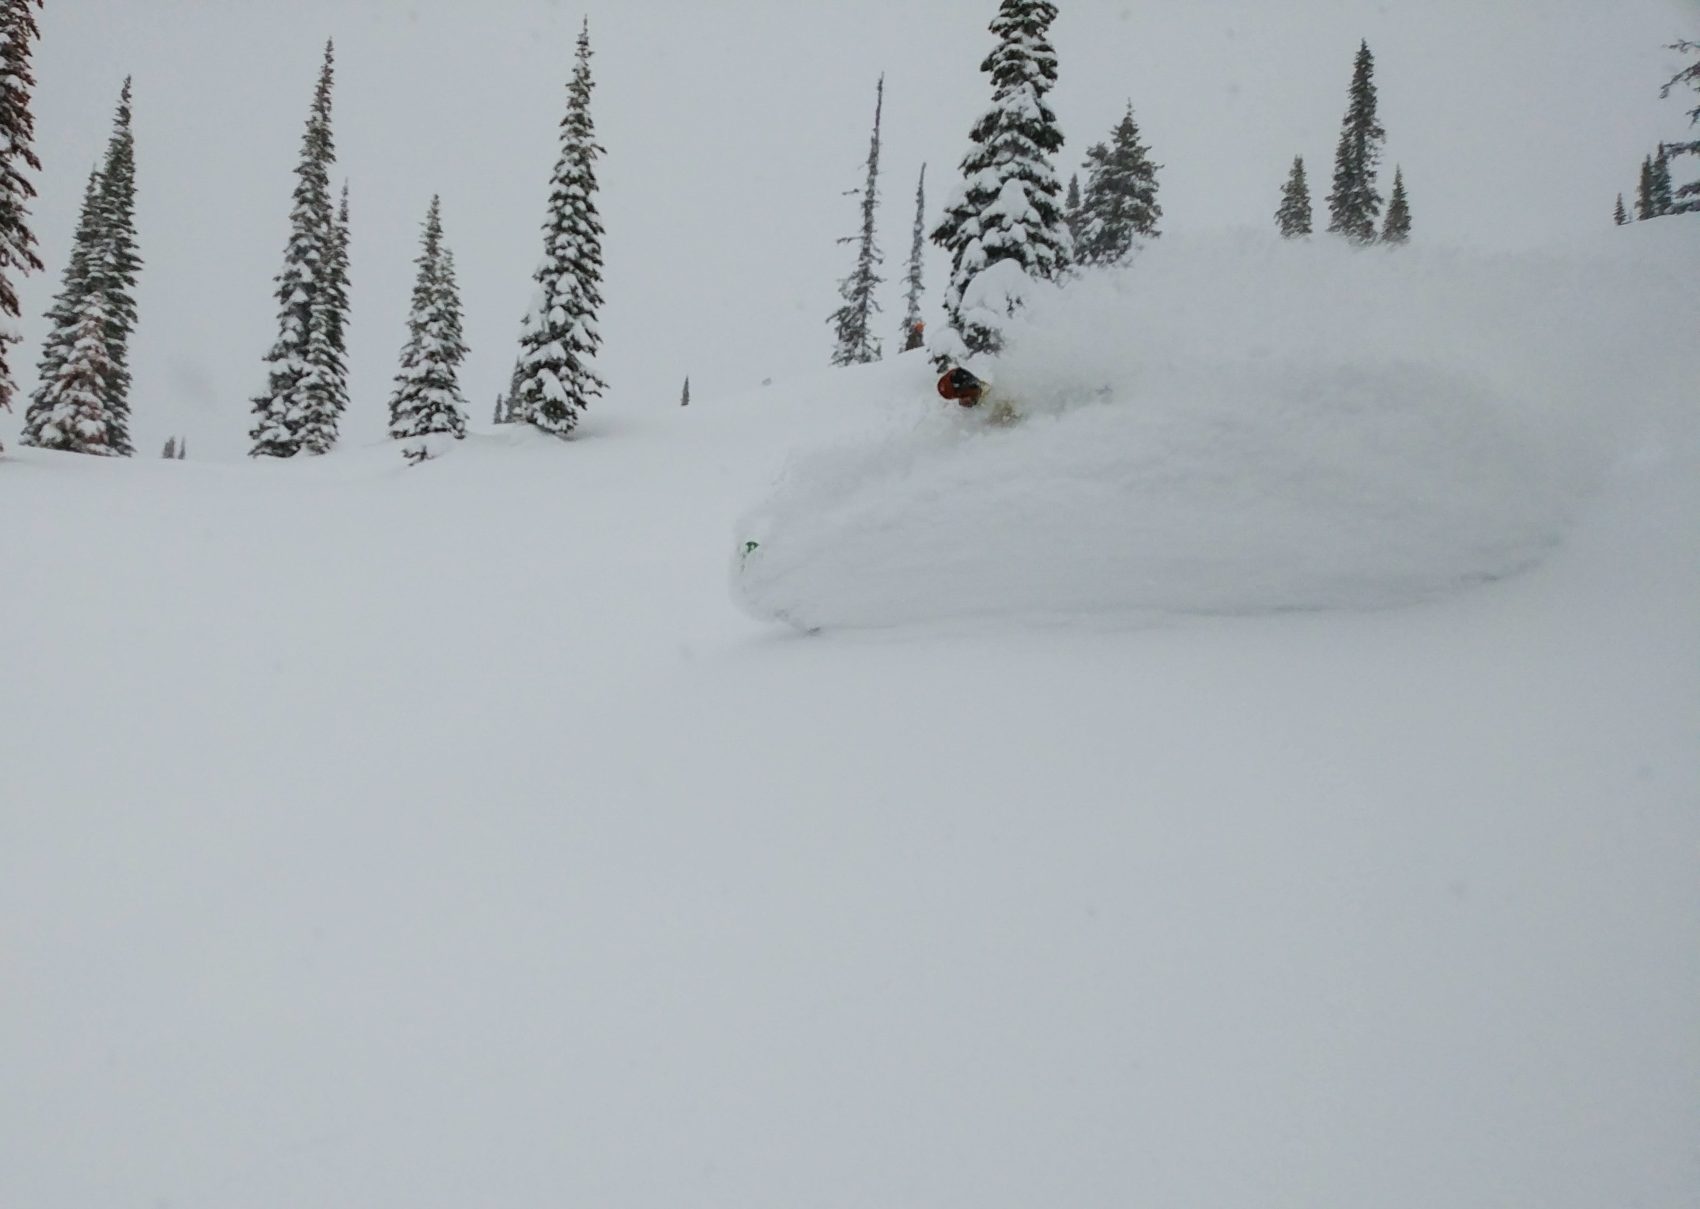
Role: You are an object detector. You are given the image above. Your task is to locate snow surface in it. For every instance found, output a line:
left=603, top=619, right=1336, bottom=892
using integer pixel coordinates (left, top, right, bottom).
left=736, top=229, right=1694, bottom=629
left=3, top=224, right=1699, bottom=1209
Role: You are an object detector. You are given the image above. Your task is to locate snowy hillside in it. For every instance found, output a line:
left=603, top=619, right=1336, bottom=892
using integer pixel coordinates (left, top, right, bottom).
left=4, top=225, right=1699, bottom=1209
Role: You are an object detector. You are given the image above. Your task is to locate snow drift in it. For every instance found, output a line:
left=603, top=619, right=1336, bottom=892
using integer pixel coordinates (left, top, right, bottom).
left=733, top=226, right=1697, bottom=629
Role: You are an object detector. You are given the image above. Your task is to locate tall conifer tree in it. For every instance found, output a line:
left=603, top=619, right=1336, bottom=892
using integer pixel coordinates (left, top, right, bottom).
left=932, top=0, right=1070, bottom=358
left=25, top=81, right=143, bottom=457
left=251, top=42, right=339, bottom=458
left=1381, top=166, right=1411, bottom=244
left=328, top=183, right=351, bottom=359
left=829, top=75, right=886, bottom=367
left=1637, top=155, right=1657, bottom=220
left=301, top=181, right=351, bottom=454
left=1613, top=193, right=1629, bottom=226
left=439, top=247, right=464, bottom=355
left=388, top=196, right=469, bottom=442
left=1063, top=172, right=1084, bottom=246
left=1075, top=103, right=1162, bottom=266
left=680, top=376, right=690, bottom=407
left=24, top=167, right=103, bottom=447
left=508, top=20, right=606, bottom=438
left=1327, top=40, right=1386, bottom=244
left=495, top=360, right=523, bottom=424
left=0, top=0, right=44, bottom=440
left=88, top=78, right=140, bottom=456
left=1649, top=146, right=1675, bottom=217
left=900, top=164, right=928, bottom=351
left=1276, top=156, right=1313, bottom=237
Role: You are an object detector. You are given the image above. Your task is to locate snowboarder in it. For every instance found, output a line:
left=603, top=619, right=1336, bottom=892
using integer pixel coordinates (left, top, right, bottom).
left=937, top=366, right=986, bottom=408
left=938, top=365, right=1022, bottom=425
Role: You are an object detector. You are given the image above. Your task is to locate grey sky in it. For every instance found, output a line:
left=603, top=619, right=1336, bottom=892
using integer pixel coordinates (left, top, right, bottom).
left=9, top=0, right=1697, bottom=458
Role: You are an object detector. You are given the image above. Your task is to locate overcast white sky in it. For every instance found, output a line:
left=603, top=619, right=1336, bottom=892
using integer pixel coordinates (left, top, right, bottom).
left=7, top=0, right=1697, bottom=458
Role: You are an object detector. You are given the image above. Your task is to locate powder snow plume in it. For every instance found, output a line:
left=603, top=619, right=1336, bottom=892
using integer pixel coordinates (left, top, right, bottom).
left=733, top=225, right=1697, bottom=630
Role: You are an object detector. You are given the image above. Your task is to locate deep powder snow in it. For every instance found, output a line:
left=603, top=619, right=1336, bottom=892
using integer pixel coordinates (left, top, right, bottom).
left=733, top=231, right=1687, bottom=628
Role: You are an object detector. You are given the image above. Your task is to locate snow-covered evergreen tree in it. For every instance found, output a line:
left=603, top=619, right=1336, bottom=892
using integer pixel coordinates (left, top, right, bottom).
left=495, top=355, right=525, bottom=425
left=24, top=289, right=116, bottom=455
left=24, top=79, right=145, bottom=460
left=439, top=247, right=464, bottom=351
left=1381, top=166, right=1411, bottom=244
left=388, top=196, right=469, bottom=442
left=508, top=20, right=606, bottom=438
left=328, top=183, right=351, bottom=360
left=300, top=181, right=351, bottom=454
left=1636, top=155, right=1656, bottom=220
left=680, top=376, right=690, bottom=407
left=161, top=436, right=176, bottom=458
left=830, top=75, right=886, bottom=367
left=1276, top=155, right=1313, bottom=237
left=1327, top=40, right=1386, bottom=244
left=0, top=0, right=44, bottom=438
left=1063, top=172, right=1084, bottom=246
left=1075, top=103, right=1161, bottom=266
left=1661, top=38, right=1700, bottom=212
left=25, top=167, right=102, bottom=444
left=250, top=42, right=339, bottom=459
left=932, top=0, right=1070, bottom=358
left=87, top=77, right=140, bottom=456
left=1649, top=146, right=1675, bottom=217
left=1614, top=193, right=1629, bottom=226
left=899, top=164, right=927, bottom=352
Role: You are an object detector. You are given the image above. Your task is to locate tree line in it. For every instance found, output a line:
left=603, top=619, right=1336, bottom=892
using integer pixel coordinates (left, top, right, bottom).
left=0, top=2, right=1694, bottom=462
left=0, top=9, right=606, bottom=464
left=831, top=14, right=1418, bottom=368
left=836, top=5, right=1698, bottom=367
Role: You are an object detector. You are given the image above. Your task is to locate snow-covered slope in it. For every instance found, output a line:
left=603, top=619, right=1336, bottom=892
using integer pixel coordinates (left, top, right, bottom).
left=3, top=226, right=1697, bottom=1209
